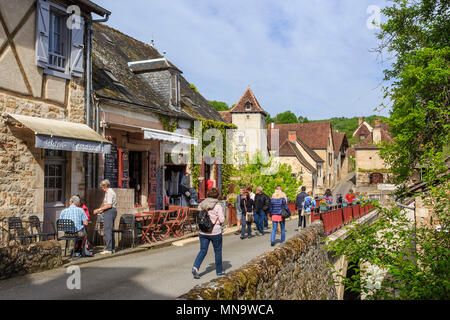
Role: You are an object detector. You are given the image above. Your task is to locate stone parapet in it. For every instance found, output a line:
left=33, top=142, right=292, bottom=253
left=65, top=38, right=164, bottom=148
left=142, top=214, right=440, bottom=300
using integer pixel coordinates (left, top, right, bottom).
left=0, top=240, right=62, bottom=280
left=180, top=221, right=338, bottom=300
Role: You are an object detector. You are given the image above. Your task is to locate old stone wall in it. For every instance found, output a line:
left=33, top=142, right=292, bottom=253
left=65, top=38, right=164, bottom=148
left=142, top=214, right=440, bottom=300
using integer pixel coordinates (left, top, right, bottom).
left=181, top=221, right=338, bottom=300
left=0, top=240, right=62, bottom=280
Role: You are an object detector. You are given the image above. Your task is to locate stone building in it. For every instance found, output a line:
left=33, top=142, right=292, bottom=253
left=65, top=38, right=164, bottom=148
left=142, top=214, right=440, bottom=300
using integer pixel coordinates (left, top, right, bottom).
left=353, top=118, right=393, bottom=187
left=0, top=0, right=110, bottom=226
left=91, top=23, right=227, bottom=212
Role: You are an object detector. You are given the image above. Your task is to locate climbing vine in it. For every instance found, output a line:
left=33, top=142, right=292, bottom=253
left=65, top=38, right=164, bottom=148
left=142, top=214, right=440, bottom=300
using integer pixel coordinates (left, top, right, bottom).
left=158, top=114, right=178, bottom=132
left=190, top=118, right=237, bottom=198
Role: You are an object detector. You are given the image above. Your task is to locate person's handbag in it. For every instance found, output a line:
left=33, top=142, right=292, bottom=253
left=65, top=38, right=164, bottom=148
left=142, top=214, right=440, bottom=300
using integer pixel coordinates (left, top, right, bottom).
left=281, top=206, right=291, bottom=219
left=246, top=212, right=254, bottom=223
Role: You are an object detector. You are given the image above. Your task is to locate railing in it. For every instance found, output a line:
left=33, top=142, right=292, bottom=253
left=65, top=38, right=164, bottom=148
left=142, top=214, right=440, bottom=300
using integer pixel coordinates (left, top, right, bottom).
left=312, top=202, right=376, bottom=236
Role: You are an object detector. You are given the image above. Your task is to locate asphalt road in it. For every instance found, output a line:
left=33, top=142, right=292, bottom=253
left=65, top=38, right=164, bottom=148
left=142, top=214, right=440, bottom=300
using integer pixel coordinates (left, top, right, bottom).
left=0, top=219, right=302, bottom=300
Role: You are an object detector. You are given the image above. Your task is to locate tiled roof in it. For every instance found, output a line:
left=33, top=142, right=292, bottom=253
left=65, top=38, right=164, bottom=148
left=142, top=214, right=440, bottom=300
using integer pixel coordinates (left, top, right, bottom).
left=269, top=122, right=332, bottom=150
left=332, top=131, right=348, bottom=156
left=218, top=111, right=232, bottom=124
left=230, top=87, right=268, bottom=116
left=354, top=122, right=393, bottom=149
left=92, top=23, right=224, bottom=122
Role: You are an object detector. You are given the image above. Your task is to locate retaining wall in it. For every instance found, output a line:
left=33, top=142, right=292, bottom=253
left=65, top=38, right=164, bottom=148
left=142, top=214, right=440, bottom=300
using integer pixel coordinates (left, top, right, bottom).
left=180, top=221, right=338, bottom=300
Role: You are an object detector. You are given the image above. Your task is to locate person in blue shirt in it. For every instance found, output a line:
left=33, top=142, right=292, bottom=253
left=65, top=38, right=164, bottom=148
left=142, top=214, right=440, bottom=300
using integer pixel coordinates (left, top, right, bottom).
left=60, top=196, right=88, bottom=237
left=302, top=192, right=316, bottom=227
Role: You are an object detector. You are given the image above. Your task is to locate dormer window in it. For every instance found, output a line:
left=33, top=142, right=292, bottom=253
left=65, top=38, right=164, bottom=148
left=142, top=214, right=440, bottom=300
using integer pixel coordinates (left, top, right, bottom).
left=245, top=101, right=252, bottom=111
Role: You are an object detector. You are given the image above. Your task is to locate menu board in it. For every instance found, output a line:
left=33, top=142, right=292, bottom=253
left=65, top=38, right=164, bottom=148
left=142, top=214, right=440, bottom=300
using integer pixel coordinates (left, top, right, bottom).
left=104, top=144, right=118, bottom=188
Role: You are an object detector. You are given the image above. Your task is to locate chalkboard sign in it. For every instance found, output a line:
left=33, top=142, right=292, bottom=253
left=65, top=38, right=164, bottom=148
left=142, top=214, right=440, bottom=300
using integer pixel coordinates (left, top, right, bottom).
left=104, top=144, right=118, bottom=188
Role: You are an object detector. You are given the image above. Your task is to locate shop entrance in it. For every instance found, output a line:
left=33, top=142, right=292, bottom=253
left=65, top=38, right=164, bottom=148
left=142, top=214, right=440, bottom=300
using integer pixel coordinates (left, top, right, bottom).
left=129, top=151, right=142, bottom=206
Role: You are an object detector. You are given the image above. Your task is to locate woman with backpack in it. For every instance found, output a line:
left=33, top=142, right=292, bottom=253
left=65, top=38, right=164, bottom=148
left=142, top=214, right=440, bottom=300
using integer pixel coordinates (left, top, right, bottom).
left=192, top=188, right=225, bottom=279
left=270, top=189, right=290, bottom=246
left=323, top=189, right=334, bottom=206
left=240, top=192, right=255, bottom=239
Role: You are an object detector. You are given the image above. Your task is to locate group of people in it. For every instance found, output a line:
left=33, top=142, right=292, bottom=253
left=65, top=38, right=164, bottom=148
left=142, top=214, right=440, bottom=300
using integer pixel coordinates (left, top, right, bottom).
left=59, top=179, right=118, bottom=256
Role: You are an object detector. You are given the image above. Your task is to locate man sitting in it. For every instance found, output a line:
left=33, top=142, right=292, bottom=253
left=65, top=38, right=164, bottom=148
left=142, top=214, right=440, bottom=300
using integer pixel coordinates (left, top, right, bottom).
left=60, top=196, right=89, bottom=250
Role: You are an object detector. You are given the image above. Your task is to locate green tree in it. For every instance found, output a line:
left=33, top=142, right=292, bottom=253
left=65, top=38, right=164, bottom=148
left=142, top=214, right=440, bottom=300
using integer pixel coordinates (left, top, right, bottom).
left=275, top=111, right=298, bottom=124
left=208, top=100, right=230, bottom=112
left=297, top=116, right=310, bottom=123
left=328, top=0, right=450, bottom=300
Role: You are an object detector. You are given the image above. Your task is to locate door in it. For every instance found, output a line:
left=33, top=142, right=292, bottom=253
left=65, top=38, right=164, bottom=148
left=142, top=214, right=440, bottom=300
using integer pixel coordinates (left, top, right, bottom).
left=44, top=150, right=66, bottom=233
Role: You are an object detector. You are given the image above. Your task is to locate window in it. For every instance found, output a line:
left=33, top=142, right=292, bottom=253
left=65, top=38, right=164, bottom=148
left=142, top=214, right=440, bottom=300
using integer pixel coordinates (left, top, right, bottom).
left=48, top=10, right=68, bottom=71
left=44, top=150, right=65, bottom=205
left=329, top=153, right=333, bottom=166
left=171, top=73, right=180, bottom=108
left=36, top=0, right=85, bottom=78
left=245, top=102, right=252, bottom=111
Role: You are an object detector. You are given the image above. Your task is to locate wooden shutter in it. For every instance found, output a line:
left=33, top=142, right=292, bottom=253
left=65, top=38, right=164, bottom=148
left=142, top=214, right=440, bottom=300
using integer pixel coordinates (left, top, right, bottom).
left=36, top=0, right=50, bottom=68
left=70, top=15, right=84, bottom=77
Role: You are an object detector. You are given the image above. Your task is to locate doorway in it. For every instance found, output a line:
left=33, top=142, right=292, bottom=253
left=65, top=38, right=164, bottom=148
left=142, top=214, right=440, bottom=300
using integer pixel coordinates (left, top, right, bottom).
left=44, top=150, right=66, bottom=233
left=129, top=151, right=142, bottom=206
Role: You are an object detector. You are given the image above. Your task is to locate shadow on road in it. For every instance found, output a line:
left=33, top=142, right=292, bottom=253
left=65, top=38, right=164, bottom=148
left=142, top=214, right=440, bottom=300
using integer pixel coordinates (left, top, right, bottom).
left=0, top=266, right=172, bottom=300
left=200, top=261, right=232, bottom=277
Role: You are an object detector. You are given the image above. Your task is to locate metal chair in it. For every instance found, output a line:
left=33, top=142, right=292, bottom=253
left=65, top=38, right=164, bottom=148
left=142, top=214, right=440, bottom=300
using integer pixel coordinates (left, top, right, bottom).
left=8, top=217, right=34, bottom=245
left=29, top=216, right=56, bottom=242
left=113, top=214, right=136, bottom=249
left=93, top=214, right=105, bottom=246
left=56, top=219, right=82, bottom=257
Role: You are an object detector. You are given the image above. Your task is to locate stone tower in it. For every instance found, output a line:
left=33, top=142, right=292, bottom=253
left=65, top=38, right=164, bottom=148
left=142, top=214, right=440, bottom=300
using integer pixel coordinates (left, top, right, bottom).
left=229, top=87, right=268, bottom=165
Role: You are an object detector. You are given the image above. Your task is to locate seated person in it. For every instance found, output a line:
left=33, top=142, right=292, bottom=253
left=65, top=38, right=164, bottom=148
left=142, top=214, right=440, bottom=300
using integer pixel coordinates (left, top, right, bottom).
left=60, top=196, right=89, bottom=238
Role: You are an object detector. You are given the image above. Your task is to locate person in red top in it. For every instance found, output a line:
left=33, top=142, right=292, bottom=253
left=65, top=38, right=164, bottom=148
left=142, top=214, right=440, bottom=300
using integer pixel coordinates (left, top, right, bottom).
left=345, top=190, right=356, bottom=204
left=77, top=195, right=90, bottom=221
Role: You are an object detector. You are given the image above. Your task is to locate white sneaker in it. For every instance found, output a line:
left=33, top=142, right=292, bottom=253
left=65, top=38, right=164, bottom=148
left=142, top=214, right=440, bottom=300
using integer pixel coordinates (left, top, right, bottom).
left=100, top=250, right=112, bottom=255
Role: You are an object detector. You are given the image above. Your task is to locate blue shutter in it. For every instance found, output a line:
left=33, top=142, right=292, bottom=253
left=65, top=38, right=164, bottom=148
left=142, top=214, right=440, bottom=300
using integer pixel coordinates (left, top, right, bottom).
left=36, top=0, right=50, bottom=68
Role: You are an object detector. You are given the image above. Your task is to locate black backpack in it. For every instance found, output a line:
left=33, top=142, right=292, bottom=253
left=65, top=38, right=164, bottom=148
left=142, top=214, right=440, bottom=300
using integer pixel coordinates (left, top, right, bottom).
left=198, top=210, right=218, bottom=233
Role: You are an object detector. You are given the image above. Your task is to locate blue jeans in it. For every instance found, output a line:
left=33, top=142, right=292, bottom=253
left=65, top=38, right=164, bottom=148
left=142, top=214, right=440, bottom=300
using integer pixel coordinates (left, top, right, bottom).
left=264, top=213, right=269, bottom=228
left=241, top=213, right=252, bottom=237
left=271, top=220, right=286, bottom=244
left=193, top=234, right=223, bottom=275
left=255, top=210, right=265, bottom=234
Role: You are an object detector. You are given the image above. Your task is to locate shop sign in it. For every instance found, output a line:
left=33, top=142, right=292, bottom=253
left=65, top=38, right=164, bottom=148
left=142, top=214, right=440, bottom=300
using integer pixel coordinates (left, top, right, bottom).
left=36, top=135, right=111, bottom=154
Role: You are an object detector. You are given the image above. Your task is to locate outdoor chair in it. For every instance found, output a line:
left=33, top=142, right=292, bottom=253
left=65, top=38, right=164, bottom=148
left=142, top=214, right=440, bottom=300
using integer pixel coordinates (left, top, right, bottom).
left=56, top=219, right=82, bottom=257
left=154, top=210, right=175, bottom=241
left=113, top=214, right=137, bottom=249
left=93, top=214, right=105, bottom=246
left=136, top=211, right=160, bottom=243
left=164, top=209, right=184, bottom=238
left=29, top=216, right=56, bottom=242
left=8, top=217, right=34, bottom=245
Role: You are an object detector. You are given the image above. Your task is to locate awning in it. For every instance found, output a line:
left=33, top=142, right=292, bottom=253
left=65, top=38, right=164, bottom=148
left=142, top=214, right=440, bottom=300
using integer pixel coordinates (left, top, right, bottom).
left=143, top=128, right=198, bottom=146
left=5, top=114, right=111, bottom=154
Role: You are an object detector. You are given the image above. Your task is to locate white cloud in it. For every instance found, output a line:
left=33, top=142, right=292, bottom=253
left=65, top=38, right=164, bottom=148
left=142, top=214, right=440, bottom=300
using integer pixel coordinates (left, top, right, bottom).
left=94, top=0, right=391, bottom=119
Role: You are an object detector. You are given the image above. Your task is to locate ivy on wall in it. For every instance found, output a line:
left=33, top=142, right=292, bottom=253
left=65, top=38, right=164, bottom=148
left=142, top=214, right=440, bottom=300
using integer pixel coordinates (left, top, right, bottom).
left=158, top=114, right=178, bottom=132
left=190, top=118, right=237, bottom=198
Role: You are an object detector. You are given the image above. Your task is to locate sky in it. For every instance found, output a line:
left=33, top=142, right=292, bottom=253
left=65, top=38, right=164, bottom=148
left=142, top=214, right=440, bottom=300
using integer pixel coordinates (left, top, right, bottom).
left=93, top=0, right=392, bottom=120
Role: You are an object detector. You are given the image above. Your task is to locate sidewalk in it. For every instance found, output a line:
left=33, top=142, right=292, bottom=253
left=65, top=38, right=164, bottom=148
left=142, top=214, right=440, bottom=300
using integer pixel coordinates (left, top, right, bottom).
left=64, top=215, right=300, bottom=267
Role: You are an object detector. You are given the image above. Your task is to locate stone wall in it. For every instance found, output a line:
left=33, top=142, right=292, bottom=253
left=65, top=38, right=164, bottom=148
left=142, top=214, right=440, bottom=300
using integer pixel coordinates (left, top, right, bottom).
left=180, top=221, right=338, bottom=300
left=0, top=240, right=62, bottom=280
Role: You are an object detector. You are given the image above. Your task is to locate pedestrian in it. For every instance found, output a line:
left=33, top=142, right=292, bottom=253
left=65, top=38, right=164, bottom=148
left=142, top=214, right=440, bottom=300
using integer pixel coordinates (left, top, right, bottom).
left=246, top=186, right=255, bottom=201
left=323, top=189, right=334, bottom=206
left=303, top=191, right=316, bottom=227
left=240, top=192, right=255, bottom=239
left=192, top=188, right=225, bottom=279
left=270, top=189, right=290, bottom=246
left=93, top=179, right=117, bottom=255
left=295, top=186, right=308, bottom=230
left=234, top=186, right=245, bottom=235
left=337, top=194, right=343, bottom=205
left=275, top=186, right=288, bottom=234
left=254, top=186, right=270, bottom=236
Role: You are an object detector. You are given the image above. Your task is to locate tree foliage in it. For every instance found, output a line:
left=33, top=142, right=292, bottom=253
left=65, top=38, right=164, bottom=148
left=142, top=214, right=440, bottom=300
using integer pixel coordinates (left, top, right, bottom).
left=208, top=100, right=231, bottom=112
left=328, top=0, right=450, bottom=300
left=274, top=111, right=298, bottom=124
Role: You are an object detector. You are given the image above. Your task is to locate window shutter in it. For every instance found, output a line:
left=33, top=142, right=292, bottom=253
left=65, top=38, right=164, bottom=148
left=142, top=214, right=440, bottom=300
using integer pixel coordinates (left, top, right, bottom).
left=36, top=0, right=50, bottom=68
left=70, top=16, right=85, bottom=77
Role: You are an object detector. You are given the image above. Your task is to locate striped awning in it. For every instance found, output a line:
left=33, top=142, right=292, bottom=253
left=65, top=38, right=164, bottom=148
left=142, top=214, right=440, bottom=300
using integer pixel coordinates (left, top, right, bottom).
left=143, top=128, right=198, bottom=146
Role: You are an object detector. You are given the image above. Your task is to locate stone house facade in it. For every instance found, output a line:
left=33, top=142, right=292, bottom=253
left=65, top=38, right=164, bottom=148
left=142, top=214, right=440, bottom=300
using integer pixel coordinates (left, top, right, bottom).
left=0, top=0, right=110, bottom=226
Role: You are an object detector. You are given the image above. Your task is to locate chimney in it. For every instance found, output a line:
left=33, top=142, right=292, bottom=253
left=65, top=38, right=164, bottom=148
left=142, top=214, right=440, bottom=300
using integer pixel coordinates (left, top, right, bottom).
left=373, top=120, right=382, bottom=143
left=358, top=117, right=363, bottom=126
left=288, top=130, right=297, bottom=142
left=128, top=58, right=182, bottom=109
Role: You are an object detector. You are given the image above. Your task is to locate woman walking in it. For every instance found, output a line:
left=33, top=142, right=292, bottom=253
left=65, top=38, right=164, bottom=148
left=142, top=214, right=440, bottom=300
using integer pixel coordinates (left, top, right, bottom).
left=323, top=189, right=334, bottom=206
left=270, top=189, right=290, bottom=246
left=240, top=192, right=255, bottom=239
left=192, top=188, right=225, bottom=279
left=93, top=179, right=117, bottom=254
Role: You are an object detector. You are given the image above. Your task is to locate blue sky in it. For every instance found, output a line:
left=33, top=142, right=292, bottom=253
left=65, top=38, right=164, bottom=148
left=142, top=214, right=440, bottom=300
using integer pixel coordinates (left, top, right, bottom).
left=94, top=0, right=392, bottom=120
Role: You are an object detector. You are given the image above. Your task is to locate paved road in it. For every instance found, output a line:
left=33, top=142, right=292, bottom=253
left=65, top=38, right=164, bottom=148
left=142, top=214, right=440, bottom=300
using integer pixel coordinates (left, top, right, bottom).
left=332, top=172, right=356, bottom=201
left=0, top=219, right=301, bottom=300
